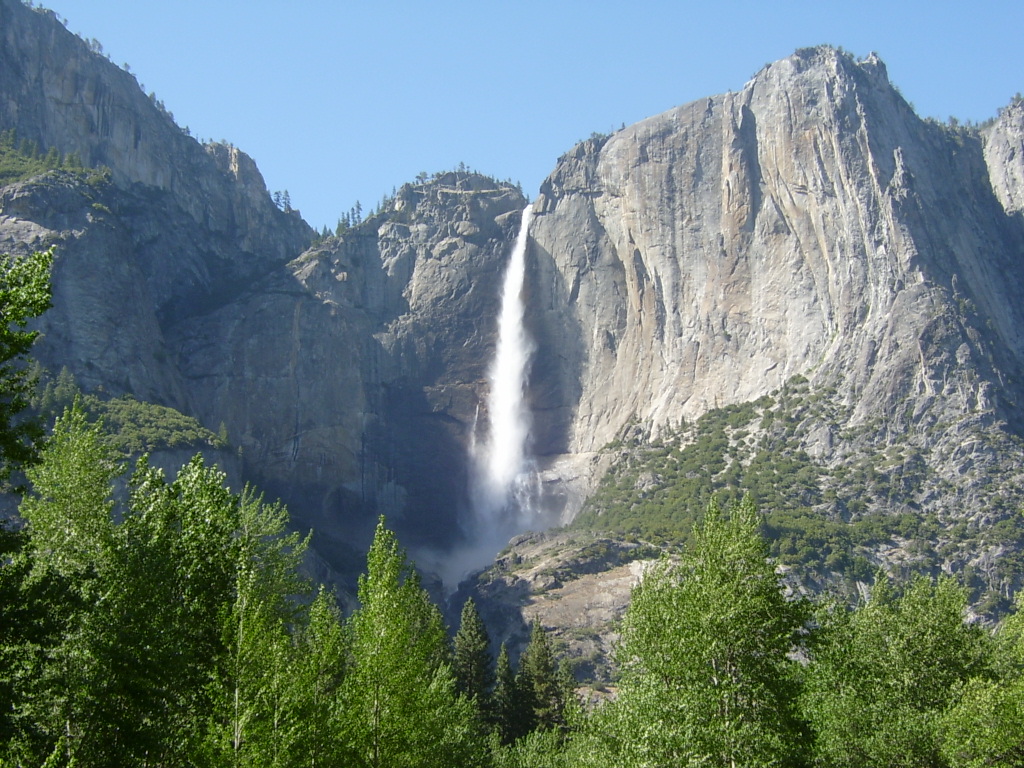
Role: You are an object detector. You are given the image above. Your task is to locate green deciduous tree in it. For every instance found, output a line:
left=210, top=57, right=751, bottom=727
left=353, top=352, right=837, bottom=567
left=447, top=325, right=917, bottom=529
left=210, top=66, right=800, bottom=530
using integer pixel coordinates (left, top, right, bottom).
left=286, top=587, right=351, bottom=766
left=584, top=496, right=808, bottom=767
left=493, top=727, right=574, bottom=768
left=339, top=517, right=481, bottom=767
left=4, top=402, right=121, bottom=766
left=19, top=400, right=120, bottom=579
left=802, top=573, right=991, bottom=768
left=2, top=404, right=319, bottom=767
left=197, top=471, right=311, bottom=767
left=0, top=247, right=53, bottom=489
left=940, top=676, right=1024, bottom=767
left=940, top=597, right=1024, bottom=767
left=0, top=526, right=83, bottom=765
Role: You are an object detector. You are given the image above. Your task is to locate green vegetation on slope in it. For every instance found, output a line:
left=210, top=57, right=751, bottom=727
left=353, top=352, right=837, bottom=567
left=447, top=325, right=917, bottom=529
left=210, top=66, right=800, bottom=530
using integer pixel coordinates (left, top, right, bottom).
left=0, top=130, right=110, bottom=188
left=572, top=376, right=1024, bottom=609
left=33, top=366, right=227, bottom=454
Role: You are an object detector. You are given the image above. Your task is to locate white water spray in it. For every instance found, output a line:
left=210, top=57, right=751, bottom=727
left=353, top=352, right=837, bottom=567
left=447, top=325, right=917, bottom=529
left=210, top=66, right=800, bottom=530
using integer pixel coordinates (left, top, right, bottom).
left=476, top=204, right=536, bottom=520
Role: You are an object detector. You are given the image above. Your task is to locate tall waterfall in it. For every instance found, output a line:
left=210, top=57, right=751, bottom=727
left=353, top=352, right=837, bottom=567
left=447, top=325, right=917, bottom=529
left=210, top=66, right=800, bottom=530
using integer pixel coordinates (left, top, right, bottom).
left=433, top=204, right=537, bottom=586
left=475, top=204, right=536, bottom=522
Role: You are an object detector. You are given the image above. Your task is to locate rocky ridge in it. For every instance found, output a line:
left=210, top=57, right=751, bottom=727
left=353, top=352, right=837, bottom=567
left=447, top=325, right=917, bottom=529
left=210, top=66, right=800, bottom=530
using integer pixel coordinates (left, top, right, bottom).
left=984, top=98, right=1024, bottom=215
left=171, top=173, right=527, bottom=567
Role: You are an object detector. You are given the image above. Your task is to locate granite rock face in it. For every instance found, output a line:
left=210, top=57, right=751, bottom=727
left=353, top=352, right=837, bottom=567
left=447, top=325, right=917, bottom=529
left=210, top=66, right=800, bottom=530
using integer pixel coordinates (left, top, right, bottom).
left=527, top=47, right=1024, bottom=521
left=984, top=98, right=1024, bottom=216
left=171, top=174, right=526, bottom=563
left=0, top=2, right=526, bottom=564
left=0, top=0, right=307, bottom=260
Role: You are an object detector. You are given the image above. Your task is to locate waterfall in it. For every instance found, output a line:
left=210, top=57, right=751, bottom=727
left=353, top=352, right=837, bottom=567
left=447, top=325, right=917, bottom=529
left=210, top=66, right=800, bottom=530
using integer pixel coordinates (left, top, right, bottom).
left=432, top=204, right=540, bottom=588
left=475, top=204, right=536, bottom=522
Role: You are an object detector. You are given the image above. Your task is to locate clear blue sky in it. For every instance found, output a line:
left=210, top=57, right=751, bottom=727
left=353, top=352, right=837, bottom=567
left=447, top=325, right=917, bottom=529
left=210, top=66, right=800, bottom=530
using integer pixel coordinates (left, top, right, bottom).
left=40, top=1, right=1024, bottom=231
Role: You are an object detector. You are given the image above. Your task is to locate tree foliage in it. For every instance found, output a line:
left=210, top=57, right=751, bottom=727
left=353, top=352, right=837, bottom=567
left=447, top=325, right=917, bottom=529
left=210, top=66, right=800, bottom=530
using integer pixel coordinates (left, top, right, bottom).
left=492, top=641, right=529, bottom=745
left=19, top=400, right=119, bottom=579
left=0, top=247, right=53, bottom=489
left=2, top=406, right=314, bottom=766
left=34, top=366, right=228, bottom=453
left=584, top=496, right=808, bottom=767
left=453, top=597, right=494, bottom=711
left=4, top=387, right=1024, bottom=768
left=801, top=573, right=992, bottom=768
left=339, top=517, right=481, bottom=767
left=939, top=596, right=1024, bottom=767
left=518, top=621, right=575, bottom=736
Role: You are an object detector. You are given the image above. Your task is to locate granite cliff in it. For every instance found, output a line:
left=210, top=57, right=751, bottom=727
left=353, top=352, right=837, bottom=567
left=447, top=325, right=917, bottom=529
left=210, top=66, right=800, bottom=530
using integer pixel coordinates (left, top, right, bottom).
left=2, top=0, right=1024, bottom=635
left=527, top=48, right=1024, bottom=512
left=171, top=174, right=526, bottom=572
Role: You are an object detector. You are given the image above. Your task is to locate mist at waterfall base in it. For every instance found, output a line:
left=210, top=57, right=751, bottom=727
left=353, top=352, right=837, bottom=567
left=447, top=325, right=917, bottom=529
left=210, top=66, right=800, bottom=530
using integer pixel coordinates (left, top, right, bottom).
left=434, top=206, right=547, bottom=589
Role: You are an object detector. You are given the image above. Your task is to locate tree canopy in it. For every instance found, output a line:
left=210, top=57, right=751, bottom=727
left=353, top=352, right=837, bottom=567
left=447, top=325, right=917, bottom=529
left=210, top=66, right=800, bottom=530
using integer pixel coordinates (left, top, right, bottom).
left=581, top=496, right=808, bottom=767
left=0, top=247, right=53, bottom=488
left=2, top=319, right=1023, bottom=767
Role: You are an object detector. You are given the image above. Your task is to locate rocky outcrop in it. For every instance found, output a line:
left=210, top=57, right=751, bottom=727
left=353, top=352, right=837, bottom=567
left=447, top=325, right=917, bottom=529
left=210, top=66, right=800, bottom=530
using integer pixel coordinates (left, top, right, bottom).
left=984, top=98, right=1024, bottom=215
left=528, top=47, right=1024, bottom=522
left=0, top=1, right=528, bottom=568
left=171, top=173, right=526, bottom=561
left=1, top=168, right=524, bottom=574
left=0, top=0, right=310, bottom=259
left=449, top=531, right=659, bottom=681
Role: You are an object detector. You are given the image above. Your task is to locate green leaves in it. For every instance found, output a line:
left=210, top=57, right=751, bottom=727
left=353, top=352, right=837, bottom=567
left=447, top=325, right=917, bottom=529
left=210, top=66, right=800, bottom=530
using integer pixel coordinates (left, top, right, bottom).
left=938, top=597, right=1024, bottom=767
left=10, top=395, right=1022, bottom=768
left=5, top=410, right=496, bottom=768
left=940, top=676, right=1024, bottom=767
left=3, top=403, right=322, bottom=766
left=0, top=248, right=53, bottom=488
left=19, top=401, right=120, bottom=581
left=801, top=574, right=992, bottom=767
left=591, top=496, right=808, bottom=768
left=340, top=517, right=481, bottom=768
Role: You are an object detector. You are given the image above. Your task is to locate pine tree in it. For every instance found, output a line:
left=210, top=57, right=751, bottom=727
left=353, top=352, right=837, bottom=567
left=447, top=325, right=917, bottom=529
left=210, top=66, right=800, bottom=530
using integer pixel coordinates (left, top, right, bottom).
left=492, top=642, right=527, bottom=745
left=453, top=597, right=494, bottom=708
left=518, top=621, right=563, bottom=733
left=335, top=213, right=350, bottom=236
